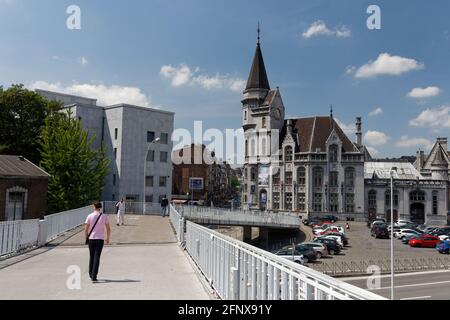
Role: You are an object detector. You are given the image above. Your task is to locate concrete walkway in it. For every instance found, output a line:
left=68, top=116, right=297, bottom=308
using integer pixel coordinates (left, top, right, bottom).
left=0, top=215, right=212, bottom=300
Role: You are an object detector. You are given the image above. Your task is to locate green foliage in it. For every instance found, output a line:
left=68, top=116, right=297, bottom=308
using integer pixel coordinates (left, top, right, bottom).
left=0, top=85, right=60, bottom=164
left=230, top=175, right=240, bottom=191
left=40, top=111, right=109, bottom=213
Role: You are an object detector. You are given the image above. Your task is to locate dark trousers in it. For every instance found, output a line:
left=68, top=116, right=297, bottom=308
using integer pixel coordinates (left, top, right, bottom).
left=88, top=239, right=104, bottom=280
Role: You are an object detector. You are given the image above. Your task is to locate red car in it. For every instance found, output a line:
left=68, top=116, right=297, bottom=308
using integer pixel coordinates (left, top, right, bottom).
left=409, top=235, right=441, bottom=248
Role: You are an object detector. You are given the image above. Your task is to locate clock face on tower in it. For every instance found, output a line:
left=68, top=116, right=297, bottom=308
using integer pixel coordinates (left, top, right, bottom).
left=273, top=108, right=281, bottom=120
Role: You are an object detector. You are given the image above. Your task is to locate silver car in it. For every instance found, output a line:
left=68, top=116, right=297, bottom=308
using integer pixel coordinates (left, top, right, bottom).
left=275, top=248, right=306, bottom=265
left=301, top=242, right=328, bottom=259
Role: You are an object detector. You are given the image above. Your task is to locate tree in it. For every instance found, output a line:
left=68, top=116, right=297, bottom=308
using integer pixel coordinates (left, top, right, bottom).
left=0, top=85, right=60, bottom=164
left=40, top=111, right=109, bottom=213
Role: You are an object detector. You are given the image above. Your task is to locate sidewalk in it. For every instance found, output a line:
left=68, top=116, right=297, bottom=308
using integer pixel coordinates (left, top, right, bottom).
left=0, top=216, right=212, bottom=300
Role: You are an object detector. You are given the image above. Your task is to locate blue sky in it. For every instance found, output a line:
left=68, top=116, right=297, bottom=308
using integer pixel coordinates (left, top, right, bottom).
left=1, top=0, right=450, bottom=158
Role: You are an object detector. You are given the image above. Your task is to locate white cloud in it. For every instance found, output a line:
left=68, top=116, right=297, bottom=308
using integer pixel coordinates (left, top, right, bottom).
left=30, top=81, right=152, bottom=107
left=369, top=107, right=383, bottom=117
left=364, top=130, right=390, bottom=146
left=353, top=53, right=424, bottom=78
left=160, top=64, right=245, bottom=92
left=345, top=65, right=356, bottom=75
left=409, top=106, right=450, bottom=129
left=302, top=20, right=351, bottom=39
left=395, top=136, right=432, bottom=149
left=407, top=86, right=441, bottom=99
left=366, top=146, right=379, bottom=156
left=78, top=56, right=89, bottom=66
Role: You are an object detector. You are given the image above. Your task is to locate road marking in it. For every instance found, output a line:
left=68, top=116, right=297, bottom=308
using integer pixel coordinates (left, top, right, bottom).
left=341, top=269, right=450, bottom=281
left=400, top=296, right=431, bottom=300
left=370, top=280, right=450, bottom=291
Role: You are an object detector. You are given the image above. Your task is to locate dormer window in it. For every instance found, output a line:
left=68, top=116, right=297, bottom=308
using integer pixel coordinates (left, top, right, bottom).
left=285, top=146, right=293, bottom=162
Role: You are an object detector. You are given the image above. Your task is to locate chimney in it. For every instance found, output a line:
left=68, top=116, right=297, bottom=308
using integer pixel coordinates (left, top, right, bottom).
left=416, top=150, right=425, bottom=171
left=355, top=117, right=362, bottom=146
left=287, top=119, right=293, bottom=135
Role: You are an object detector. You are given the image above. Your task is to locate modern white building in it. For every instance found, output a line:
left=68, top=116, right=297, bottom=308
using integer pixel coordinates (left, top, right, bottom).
left=36, top=89, right=174, bottom=204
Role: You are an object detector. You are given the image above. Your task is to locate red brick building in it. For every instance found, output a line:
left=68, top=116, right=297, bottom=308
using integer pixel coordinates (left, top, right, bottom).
left=0, top=155, right=50, bottom=221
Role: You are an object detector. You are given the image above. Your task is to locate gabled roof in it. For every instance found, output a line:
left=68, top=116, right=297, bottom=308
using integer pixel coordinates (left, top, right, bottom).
left=245, top=43, right=270, bottom=91
left=365, top=161, right=424, bottom=180
left=432, top=145, right=449, bottom=167
left=0, top=155, right=50, bottom=179
left=288, top=117, right=359, bottom=153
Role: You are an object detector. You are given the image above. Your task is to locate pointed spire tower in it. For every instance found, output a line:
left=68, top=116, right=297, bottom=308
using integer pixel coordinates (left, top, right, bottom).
left=245, top=24, right=270, bottom=92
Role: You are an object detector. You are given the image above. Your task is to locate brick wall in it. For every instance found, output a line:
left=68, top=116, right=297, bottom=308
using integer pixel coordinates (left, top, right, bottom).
left=0, top=178, right=48, bottom=221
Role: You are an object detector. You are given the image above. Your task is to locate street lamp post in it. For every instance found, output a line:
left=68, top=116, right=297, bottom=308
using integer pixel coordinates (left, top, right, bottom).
left=143, top=138, right=160, bottom=214
left=390, top=167, right=397, bottom=300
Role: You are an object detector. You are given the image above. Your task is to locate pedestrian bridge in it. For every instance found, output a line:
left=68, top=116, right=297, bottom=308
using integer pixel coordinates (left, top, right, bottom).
left=0, top=205, right=384, bottom=300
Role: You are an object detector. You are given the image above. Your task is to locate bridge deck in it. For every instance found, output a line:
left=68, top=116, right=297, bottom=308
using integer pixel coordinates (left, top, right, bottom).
left=0, top=215, right=211, bottom=300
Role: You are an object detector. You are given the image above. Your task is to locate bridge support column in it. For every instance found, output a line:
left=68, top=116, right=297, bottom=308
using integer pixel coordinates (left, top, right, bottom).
left=259, top=227, right=269, bottom=249
left=243, top=226, right=252, bottom=243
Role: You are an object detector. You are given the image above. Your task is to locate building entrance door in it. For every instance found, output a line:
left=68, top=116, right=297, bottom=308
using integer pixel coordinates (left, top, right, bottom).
left=410, top=203, right=425, bottom=225
left=6, top=192, right=25, bottom=221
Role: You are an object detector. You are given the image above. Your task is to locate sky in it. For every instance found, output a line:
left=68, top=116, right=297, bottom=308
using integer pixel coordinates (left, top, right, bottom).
left=1, top=0, right=450, bottom=159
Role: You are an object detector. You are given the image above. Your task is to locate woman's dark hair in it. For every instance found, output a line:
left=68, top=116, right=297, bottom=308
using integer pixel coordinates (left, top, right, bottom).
left=93, top=202, right=102, bottom=210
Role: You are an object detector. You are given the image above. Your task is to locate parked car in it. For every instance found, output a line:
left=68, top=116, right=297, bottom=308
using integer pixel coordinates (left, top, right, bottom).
left=302, top=242, right=328, bottom=259
left=371, top=220, right=387, bottom=229
left=394, top=229, right=422, bottom=239
left=402, top=234, right=419, bottom=244
left=320, top=232, right=349, bottom=246
left=395, top=220, right=413, bottom=228
left=371, top=224, right=389, bottom=239
left=303, top=218, right=321, bottom=226
left=314, top=235, right=343, bottom=248
left=281, top=244, right=318, bottom=263
left=313, top=238, right=341, bottom=255
left=275, top=248, right=306, bottom=265
left=323, top=215, right=339, bottom=223
left=436, top=241, right=450, bottom=254
left=313, top=225, right=345, bottom=236
left=409, top=235, right=441, bottom=248
left=416, top=224, right=428, bottom=232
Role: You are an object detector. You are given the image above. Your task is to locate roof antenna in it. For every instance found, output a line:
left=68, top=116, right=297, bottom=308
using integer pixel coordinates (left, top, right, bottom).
left=257, top=21, right=261, bottom=45
left=330, top=105, right=334, bottom=119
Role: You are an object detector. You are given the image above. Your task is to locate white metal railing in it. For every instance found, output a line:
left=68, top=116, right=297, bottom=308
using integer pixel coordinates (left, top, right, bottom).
left=184, top=220, right=385, bottom=300
left=0, top=220, right=40, bottom=257
left=177, top=205, right=301, bottom=229
left=45, top=206, right=92, bottom=242
left=103, top=201, right=162, bottom=215
left=169, top=205, right=184, bottom=243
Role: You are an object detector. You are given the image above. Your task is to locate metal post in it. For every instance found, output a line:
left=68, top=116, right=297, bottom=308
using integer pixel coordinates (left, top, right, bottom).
left=390, top=169, right=395, bottom=301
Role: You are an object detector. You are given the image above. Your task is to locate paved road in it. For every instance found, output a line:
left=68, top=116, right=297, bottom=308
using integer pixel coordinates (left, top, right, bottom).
left=342, top=270, right=450, bottom=300
left=0, top=215, right=212, bottom=300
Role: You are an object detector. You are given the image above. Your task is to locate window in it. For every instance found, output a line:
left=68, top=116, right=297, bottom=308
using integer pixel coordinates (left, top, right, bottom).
left=160, top=151, right=168, bottom=163
left=251, top=167, right=257, bottom=181
left=285, top=171, right=293, bottom=185
left=145, top=195, right=154, bottom=203
left=297, top=167, right=306, bottom=186
left=114, top=128, right=118, bottom=140
left=273, top=192, right=280, bottom=210
left=329, top=145, right=339, bottom=162
left=285, top=193, right=293, bottom=210
left=160, top=133, right=169, bottom=144
left=147, top=131, right=155, bottom=143
left=262, top=117, right=266, bottom=128
left=147, top=150, right=155, bottom=162
left=385, top=190, right=399, bottom=207
left=113, top=174, right=116, bottom=186
left=297, top=193, right=306, bottom=211
left=313, top=167, right=323, bottom=188
left=272, top=171, right=280, bottom=185
left=244, top=110, right=247, bottom=120
left=410, top=190, right=425, bottom=202
left=285, top=146, right=293, bottom=162
left=114, top=148, right=117, bottom=159
left=245, top=140, right=248, bottom=157
left=433, top=191, right=438, bottom=215
left=368, top=190, right=377, bottom=209
left=145, top=176, right=154, bottom=187
left=159, top=176, right=167, bottom=187
left=345, top=194, right=355, bottom=213
left=329, top=172, right=338, bottom=187
left=313, top=193, right=322, bottom=212
left=345, top=167, right=355, bottom=187
left=329, top=193, right=339, bottom=212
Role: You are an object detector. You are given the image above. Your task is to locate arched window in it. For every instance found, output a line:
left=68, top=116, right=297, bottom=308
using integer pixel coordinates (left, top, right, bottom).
left=297, top=167, right=306, bottom=186
left=410, top=190, right=425, bottom=202
left=285, top=146, right=293, bottom=162
left=345, top=167, right=355, bottom=187
left=262, top=117, right=266, bottom=128
left=385, top=190, right=399, bottom=207
left=329, top=144, right=339, bottom=162
left=368, top=190, right=377, bottom=209
left=313, top=167, right=323, bottom=187
left=244, top=110, right=247, bottom=121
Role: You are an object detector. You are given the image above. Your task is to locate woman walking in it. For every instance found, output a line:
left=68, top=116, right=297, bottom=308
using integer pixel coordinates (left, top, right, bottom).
left=85, top=202, right=110, bottom=283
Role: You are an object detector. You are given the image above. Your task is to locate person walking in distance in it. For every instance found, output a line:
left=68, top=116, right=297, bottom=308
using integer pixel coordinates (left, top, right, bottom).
left=85, top=202, right=110, bottom=283
left=161, top=196, right=169, bottom=217
left=116, top=198, right=126, bottom=226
